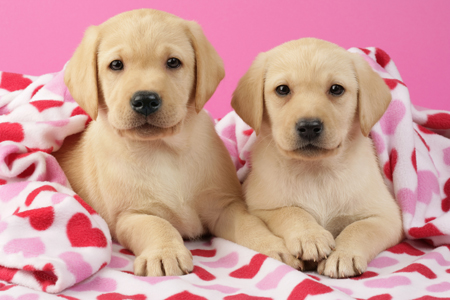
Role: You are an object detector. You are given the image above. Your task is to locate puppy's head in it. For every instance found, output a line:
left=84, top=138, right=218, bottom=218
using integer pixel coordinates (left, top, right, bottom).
left=232, top=38, right=391, bottom=160
left=65, top=9, right=224, bottom=141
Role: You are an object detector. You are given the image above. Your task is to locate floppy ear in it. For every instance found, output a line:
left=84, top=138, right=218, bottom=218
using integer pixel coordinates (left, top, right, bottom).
left=186, top=21, right=225, bottom=113
left=231, top=53, right=266, bottom=135
left=64, top=26, right=100, bottom=120
left=352, top=53, right=392, bottom=137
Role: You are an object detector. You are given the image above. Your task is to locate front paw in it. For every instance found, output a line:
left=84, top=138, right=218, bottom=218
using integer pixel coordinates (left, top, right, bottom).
left=251, top=236, right=303, bottom=270
left=133, top=243, right=193, bottom=276
left=317, top=249, right=367, bottom=278
left=285, top=228, right=335, bottom=262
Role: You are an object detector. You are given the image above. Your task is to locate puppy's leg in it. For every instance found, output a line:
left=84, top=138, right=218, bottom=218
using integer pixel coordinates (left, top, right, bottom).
left=253, top=207, right=335, bottom=262
left=203, top=199, right=302, bottom=269
left=317, top=215, right=403, bottom=278
left=115, top=212, right=193, bottom=276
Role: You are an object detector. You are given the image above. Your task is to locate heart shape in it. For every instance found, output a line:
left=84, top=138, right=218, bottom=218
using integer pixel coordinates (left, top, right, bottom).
left=287, top=279, right=333, bottom=300
left=395, top=263, right=437, bottom=279
left=229, top=253, right=267, bottom=279
left=387, top=242, right=425, bottom=256
left=441, top=178, right=450, bottom=212
left=0, top=72, right=32, bottom=92
left=15, top=206, right=54, bottom=231
left=66, top=213, right=107, bottom=248
left=0, top=122, right=24, bottom=143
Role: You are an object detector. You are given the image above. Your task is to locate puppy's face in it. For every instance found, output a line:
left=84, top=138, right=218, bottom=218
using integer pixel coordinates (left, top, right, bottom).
left=232, top=38, right=391, bottom=161
left=65, top=9, right=224, bottom=141
left=97, top=15, right=195, bottom=140
left=264, top=41, right=358, bottom=160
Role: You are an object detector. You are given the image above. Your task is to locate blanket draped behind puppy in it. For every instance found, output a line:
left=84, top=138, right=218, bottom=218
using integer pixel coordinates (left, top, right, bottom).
left=0, top=47, right=449, bottom=299
left=216, top=47, right=450, bottom=247
left=0, top=70, right=112, bottom=293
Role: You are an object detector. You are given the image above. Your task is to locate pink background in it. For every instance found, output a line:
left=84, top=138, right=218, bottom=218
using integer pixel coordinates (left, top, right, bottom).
left=0, top=0, right=449, bottom=118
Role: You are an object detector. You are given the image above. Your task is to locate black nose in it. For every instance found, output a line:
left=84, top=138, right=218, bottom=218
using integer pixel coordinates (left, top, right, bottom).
left=296, top=118, right=323, bottom=140
left=130, top=91, right=161, bottom=116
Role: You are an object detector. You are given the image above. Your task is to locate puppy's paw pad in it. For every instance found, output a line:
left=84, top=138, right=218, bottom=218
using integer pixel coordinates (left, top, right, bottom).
left=286, top=229, right=335, bottom=262
left=320, top=251, right=367, bottom=278
left=133, top=245, right=193, bottom=277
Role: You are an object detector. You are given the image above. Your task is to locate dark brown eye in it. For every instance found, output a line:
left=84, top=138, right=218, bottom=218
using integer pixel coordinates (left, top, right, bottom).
left=275, top=85, right=290, bottom=96
left=167, top=58, right=182, bottom=69
left=109, top=60, right=123, bottom=71
left=329, top=84, right=345, bottom=96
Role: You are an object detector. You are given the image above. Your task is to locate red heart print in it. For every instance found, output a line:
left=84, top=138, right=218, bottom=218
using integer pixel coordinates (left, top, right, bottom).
left=31, top=100, right=64, bottom=112
left=287, top=279, right=333, bottom=300
left=119, top=248, right=135, bottom=256
left=243, top=129, right=254, bottom=136
left=96, top=293, right=147, bottom=300
left=375, top=48, right=391, bottom=68
left=193, top=266, right=215, bottom=281
left=0, top=265, right=18, bottom=282
left=383, top=148, right=398, bottom=181
left=0, top=283, right=16, bottom=291
left=358, top=48, right=371, bottom=55
left=66, top=213, right=107, bottom=248
left=74, top=195, right=97, bottom=215
left=0, top=72, right=32, bottom=92
left=351, top=271, right=379, bottom=280
left=224, top=294, right=272, bottom=300
left=71, top=106, right=92, bottom=127
left=191, top=249, right=216, bottom=257
left=383, top=78, right=406, bottom=90
left=424, top=113, right=450, bottom=130
left=395, top=263, right=436, bottom=279
left=165, top=291, right=207, bottom=300
left=0, top=122, right=24, bottom=143
left=441, top=178, right=450, bottom=212
left=229, top=253, right=267, bottom=279
left=387, top=242, right=425, bottom=256
left=15, top=206, right=55, bottom=231
left=23, top=263, right=57, bottom=292
left=409, top=223, right=444, bottom=238
left=25, top=185, right=57, bottom=206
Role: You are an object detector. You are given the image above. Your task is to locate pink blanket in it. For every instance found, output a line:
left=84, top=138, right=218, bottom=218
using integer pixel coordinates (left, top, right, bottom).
left=0, top=47, right=449, bottom=299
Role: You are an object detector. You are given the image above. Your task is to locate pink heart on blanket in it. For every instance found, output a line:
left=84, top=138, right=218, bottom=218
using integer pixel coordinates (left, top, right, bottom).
left=66, top=213, right=107, bottom=248
left=70, top=276, right=117, bottom=292
left=200, top=252, right=238, bottom=268
left=3, top=237, right=45, bottom=258
left=364, top=275, right=411, bottom=288
left=443, top=147, right=450, bottom=166
left=0, top=294, right=40, bottom=300
left=59, top=252, right=93, bottom=284
left=379, top=100, right=406, bottom=135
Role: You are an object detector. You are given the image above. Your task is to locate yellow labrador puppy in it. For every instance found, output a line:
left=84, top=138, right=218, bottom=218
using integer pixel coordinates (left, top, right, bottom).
left=54, top=9, right=300, bottom=276
left=231, top=38, right=403, bottom=278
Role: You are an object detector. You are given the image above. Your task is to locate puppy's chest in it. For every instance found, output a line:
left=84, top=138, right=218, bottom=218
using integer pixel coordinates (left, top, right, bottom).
left=280, top=169, right=362, bottom=227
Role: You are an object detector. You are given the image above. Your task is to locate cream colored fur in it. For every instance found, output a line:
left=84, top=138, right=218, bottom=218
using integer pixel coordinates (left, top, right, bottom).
left=54, top=9, right=301, bottom=277
left=232, top=38, right=403, bottom=278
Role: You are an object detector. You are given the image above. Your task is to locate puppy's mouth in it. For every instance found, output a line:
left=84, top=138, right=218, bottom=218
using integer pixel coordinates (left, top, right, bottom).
left=279, top=143, right=341, bottom=160
left=117, top=119, right=183, bottom=141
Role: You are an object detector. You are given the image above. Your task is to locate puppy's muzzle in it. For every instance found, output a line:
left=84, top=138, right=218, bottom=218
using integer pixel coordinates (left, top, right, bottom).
left=296, top=118, right=323, bottom=141
left=130, top=91, right=162, bottom=116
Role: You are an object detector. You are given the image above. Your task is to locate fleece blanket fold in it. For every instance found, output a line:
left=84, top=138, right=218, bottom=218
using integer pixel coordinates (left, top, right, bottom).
left=0, top=47, right=449, bottom=299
